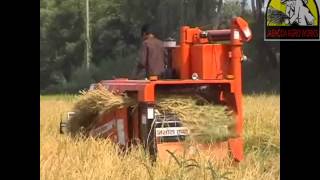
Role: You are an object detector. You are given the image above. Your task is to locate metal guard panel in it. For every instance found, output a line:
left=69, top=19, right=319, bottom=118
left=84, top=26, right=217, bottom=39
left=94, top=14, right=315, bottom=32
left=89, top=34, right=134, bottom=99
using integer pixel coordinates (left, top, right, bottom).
left=99, top=79, right=234, bottom=102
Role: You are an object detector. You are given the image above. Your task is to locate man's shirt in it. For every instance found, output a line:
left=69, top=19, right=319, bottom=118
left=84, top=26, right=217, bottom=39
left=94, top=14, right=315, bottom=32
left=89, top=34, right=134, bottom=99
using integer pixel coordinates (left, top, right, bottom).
left=138, top=36, right=165, bottom=77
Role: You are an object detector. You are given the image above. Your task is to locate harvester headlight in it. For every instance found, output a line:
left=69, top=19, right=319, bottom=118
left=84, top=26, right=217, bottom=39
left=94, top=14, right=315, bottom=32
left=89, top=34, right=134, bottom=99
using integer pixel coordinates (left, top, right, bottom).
left=192, top=73, right=199, bottom=80
left=147, top=107, right=154, bottom=119
left=241, top=55, right=248, bottom=62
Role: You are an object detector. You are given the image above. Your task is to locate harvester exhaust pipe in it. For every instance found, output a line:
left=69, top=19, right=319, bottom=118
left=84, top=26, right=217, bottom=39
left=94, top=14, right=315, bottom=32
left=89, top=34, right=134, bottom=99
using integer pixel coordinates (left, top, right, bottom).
left=200, top=29, right=231, bottom=41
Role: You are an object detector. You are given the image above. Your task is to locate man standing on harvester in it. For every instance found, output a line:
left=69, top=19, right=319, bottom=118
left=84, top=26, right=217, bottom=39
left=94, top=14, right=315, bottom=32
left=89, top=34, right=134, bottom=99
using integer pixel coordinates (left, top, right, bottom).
left=132, top=24, right=166, bottom=79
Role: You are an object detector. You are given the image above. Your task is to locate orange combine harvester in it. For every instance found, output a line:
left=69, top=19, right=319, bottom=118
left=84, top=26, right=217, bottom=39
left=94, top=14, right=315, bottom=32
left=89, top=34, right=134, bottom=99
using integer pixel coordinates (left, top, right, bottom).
left=62, top=17, right=252, bottom=162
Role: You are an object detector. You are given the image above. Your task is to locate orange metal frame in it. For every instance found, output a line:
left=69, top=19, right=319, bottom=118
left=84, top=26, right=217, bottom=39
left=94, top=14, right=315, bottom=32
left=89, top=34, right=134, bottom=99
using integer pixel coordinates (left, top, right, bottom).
left=92, top=17, right=252, bottom=161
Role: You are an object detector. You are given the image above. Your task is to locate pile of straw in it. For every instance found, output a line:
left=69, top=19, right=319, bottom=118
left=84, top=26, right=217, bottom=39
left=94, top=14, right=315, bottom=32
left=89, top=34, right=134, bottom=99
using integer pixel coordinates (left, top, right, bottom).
left=156, top=94, right=237, bottom=143
left=66, top=84, right=136, bottom=136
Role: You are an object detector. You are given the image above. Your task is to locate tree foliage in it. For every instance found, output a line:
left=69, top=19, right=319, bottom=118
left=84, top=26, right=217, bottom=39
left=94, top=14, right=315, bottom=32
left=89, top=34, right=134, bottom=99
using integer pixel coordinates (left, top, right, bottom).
left=40, top=0, right=279, bottom=93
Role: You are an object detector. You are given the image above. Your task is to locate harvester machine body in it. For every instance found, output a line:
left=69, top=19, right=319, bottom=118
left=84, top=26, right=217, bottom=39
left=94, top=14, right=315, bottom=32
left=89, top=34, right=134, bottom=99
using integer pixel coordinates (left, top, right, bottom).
left=66, top=17, right=252, bottom=162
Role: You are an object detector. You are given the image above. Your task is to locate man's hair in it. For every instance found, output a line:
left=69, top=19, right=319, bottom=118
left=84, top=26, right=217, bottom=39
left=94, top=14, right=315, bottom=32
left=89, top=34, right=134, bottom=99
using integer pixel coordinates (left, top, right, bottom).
left=141, top=24, right=151, bottom=36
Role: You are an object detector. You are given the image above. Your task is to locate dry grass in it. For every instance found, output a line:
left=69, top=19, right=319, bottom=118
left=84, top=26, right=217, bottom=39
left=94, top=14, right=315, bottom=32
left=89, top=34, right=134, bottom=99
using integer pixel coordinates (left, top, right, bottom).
left=40, top=94, right=279, bottom=180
